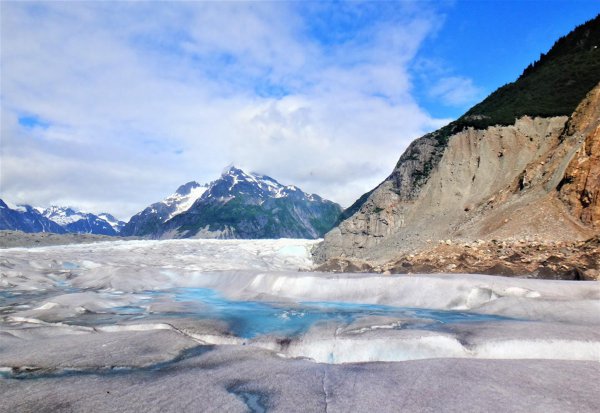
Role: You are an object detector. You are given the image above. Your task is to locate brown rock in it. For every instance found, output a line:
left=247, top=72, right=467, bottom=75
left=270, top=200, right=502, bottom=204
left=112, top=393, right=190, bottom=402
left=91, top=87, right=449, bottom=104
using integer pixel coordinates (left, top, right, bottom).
left=482, top=263, right=520, bottom=277
left=558, top=84, right=600, bottom=228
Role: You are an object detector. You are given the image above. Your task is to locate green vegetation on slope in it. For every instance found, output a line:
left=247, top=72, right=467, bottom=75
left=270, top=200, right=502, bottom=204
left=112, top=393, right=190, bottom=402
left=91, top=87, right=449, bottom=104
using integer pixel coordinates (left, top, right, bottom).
left=463, top=15, right=600, bottom=128
left=398, top=14, right=600, bottom=187
left=436, top=14, right=600, bottom=146
left=172, top=195, right=341, bottom=239
left=340, top=14, right=600, bottom=220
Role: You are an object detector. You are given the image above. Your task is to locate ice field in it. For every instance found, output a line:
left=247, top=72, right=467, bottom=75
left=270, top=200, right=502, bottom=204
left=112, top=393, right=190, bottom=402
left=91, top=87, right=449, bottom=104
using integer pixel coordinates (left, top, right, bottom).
left=1, top=239, right=599, bottom=412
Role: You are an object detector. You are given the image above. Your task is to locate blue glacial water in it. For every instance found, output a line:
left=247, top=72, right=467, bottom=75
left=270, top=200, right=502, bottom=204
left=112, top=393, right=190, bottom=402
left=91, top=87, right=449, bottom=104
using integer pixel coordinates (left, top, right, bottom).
left=62, top=261, right=80, bottom=270
left=5, top=286, right=515, bottom=339
left=144, top=288, right=514, bottom=339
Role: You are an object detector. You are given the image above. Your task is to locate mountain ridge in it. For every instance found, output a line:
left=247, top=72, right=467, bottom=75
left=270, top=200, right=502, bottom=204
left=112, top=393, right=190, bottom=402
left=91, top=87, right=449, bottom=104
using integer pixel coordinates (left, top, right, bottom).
left=0, top=201, right=125, bottom=236
left=41, top=206, right=120, bottom=236
left=315, top=15, right=600, bottom=279
left=0, top=200, right=67, bottom=234
left=120, top=181, right=209, bottom=237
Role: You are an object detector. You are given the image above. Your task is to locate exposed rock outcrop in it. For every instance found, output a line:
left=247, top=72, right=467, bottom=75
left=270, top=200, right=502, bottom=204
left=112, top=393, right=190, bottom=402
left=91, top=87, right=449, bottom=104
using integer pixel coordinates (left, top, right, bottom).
left=316, top=115, right=571, bottom=261
left=557, top=85, right=600, bottom=228
left=316, top=237, right=600, bottom=281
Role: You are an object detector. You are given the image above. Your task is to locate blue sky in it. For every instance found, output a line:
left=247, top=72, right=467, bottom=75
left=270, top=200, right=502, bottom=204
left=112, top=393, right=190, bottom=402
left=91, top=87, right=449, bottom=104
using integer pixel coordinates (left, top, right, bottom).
left=1, top=1, right=599, bottom=218
left=413, top=0, right=600, bottom=118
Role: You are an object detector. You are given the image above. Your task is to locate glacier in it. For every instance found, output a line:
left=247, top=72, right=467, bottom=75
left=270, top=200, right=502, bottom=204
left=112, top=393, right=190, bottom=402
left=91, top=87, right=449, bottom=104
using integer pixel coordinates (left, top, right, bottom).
left=1, top=239, right=599, bottom=412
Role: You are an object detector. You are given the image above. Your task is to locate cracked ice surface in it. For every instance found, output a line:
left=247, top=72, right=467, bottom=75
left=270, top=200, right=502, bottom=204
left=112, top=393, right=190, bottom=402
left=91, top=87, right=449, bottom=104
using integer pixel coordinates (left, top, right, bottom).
left=1, top=239, right=599, bottom=412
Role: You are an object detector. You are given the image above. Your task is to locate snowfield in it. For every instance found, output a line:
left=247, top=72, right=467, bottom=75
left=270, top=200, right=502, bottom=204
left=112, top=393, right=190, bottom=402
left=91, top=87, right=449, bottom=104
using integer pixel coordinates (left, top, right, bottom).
left=1, top=239, right=599, bottom=412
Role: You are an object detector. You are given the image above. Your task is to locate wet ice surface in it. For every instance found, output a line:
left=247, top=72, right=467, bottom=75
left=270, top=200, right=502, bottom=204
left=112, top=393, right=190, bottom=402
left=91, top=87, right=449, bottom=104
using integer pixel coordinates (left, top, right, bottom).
left=1, top=239, right=599, bottom=412
left=21, top=286, right=511, bottom=338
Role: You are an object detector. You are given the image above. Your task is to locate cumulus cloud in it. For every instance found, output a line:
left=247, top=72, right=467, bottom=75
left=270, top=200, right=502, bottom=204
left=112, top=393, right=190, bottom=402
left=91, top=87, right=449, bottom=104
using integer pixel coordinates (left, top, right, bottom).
left=1, top=1, right=465, bottom=218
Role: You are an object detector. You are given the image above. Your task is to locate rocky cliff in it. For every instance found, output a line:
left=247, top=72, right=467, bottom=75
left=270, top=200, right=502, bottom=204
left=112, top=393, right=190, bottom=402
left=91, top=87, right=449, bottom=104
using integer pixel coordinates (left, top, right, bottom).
left=315, top=16, right=600, bottom=277
left=316, top=83, right=600, bottom=276
left=557, top=87, right=600, bottom=228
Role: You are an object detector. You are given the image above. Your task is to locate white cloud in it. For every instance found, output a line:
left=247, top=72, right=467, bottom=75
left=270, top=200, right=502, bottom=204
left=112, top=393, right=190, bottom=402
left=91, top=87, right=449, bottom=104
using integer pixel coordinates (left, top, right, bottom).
left=428, top=76, right=482, bottom=106
left=1, top=1, right=463, bottom=219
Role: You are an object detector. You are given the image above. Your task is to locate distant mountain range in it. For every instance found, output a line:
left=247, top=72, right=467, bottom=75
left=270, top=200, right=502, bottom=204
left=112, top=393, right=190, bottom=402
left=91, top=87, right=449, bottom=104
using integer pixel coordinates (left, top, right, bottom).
left=41, top=206, right=123, bottom=236
left=1, top=166, right=342, bottom=240
left=0, top=200, right=125, bottom=236
left=122, top=166, right=342, bottom=239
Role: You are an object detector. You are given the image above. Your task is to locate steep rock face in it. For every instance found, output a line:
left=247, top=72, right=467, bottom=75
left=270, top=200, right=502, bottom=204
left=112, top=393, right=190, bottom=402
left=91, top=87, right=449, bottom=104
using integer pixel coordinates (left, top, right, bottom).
left=317, top=115, right=571, bottom=262
left=557, top=85, right=600, bottom=228
left=317, top=83, right=600, bottom=266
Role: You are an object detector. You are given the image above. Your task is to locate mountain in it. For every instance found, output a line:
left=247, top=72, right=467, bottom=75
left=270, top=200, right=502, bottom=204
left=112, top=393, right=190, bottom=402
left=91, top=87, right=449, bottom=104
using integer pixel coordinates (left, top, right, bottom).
left=0, top=200, right=67, bottom=234
left=120, top=181, right=209, bottom=237
left=97, top=213, right=126, bottom=233
left=41, top=206, right=119, bottom=236
left=0, top=200, right=125, bottom=236
left=124, top=166, right=342, bottom=239
left=315, top=15, right=600, bottom=279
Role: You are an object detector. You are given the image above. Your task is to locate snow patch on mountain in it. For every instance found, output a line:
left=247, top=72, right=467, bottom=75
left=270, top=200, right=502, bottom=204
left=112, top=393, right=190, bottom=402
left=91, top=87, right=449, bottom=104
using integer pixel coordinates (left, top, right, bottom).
left=163, top=183, right=208, bottom=220
left=3, top=200, right=27, bottom=213
left=42, top=206, right=84, bottom=225
left=220, top=166, right=320, bottom=201
left=0, top=199, right=67, bottom=234
left=122, top=166, right=342, bottom=239
left=28, top=206, right=118, bottom=235
left=97, top=213, right=126, bottom=232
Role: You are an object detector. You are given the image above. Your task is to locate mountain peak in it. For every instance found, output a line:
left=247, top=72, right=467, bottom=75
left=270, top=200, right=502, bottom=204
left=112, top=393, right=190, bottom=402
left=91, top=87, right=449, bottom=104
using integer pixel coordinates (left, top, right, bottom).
left=97, top=213, right=127, bottom=232
left=38, top=205, right=120, bottom=235
left=222, top=165, right=245, bottom=176
left=222, top=165, right=261, bottom=182
left=211, top=166, right=296, bottom=200
left=42, top=205, right=84, bottom=225
left=0, top=199, right=126, bottom=236
left=123, top=167, right=342, bottom=239
left=175, top=181, right=202, bottom=196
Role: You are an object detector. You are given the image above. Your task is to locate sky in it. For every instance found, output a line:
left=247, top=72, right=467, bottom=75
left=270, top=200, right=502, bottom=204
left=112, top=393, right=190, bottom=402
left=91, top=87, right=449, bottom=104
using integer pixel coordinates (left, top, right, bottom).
left=2, top=1, right=599, bottom=220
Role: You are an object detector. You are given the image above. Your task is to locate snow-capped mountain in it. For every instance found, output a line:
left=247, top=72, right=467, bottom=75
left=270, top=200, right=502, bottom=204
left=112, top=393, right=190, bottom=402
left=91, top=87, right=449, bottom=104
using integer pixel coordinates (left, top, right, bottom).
left=41, top=206, right=120, bottom=236
left=120, top=181, right=209, bottom=237
left=0, top=199, right=67, bottom=234
left=205, top=166, right=317, bottom=202
left=124, top=166, right=342, bottom=239
left=162, top=181, right=209, bottom=220
left=97, top=213, right=127, bottom=233
left=0, top=200, right=124, bottom=236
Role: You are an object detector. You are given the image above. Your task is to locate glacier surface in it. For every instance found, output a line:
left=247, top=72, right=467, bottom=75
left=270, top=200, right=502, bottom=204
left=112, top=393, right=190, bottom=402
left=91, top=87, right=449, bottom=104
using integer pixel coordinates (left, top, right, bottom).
left=1, top=239, right=599, bottom=412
